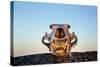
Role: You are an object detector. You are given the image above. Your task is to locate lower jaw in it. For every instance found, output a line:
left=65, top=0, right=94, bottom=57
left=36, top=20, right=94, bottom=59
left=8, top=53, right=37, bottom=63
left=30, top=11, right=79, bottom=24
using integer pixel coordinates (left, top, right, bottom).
left=54, top=50, right=66, bottom=57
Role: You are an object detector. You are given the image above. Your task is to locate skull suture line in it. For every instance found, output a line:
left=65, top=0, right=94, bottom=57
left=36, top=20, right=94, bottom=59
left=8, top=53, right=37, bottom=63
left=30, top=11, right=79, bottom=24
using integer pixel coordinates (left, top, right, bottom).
left=42, top=24, right=78, bottom=62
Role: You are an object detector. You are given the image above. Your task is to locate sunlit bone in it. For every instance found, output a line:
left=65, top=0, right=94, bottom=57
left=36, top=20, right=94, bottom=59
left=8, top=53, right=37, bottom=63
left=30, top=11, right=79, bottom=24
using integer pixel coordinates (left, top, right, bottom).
left=42, top=24, right=78, bottom=62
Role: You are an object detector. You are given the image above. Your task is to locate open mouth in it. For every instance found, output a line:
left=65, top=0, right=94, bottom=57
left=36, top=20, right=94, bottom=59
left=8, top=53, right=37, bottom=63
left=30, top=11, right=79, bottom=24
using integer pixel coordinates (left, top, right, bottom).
left=55, top=47, right=64, bottom=51
left=51, top=39, right=70, bottom=57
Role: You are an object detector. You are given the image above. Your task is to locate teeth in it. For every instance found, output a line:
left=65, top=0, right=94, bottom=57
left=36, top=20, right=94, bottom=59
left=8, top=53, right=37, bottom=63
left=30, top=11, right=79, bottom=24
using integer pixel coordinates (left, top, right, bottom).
left=50, top=38, right=72, bottom=57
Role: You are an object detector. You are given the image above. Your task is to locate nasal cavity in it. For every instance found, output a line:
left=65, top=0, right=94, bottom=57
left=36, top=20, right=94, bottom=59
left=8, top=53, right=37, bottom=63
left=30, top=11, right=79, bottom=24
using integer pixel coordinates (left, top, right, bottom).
left=55, top=28, right=65, bottom=38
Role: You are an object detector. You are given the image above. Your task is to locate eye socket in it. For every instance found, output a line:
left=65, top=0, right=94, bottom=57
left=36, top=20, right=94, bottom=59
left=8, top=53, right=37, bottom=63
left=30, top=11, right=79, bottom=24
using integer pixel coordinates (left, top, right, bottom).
left=50, top=25, right=53, bottom=29
left=68, top=25, right=70, bottom=28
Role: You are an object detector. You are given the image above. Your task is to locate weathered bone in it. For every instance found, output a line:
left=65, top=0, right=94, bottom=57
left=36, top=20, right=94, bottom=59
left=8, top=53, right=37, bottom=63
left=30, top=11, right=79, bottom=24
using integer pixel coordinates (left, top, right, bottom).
left=42, top=24, right=78, bottom=62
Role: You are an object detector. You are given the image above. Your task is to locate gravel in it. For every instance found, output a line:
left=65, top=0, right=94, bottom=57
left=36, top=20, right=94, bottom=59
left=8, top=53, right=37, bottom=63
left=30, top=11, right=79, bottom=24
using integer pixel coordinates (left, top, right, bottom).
left=11, top=51, right=97, bottom=66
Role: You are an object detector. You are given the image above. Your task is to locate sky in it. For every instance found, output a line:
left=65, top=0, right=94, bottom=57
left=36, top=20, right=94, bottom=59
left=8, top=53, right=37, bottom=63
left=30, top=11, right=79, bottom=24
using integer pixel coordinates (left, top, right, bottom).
left=12, top=1, right=97, bottom=57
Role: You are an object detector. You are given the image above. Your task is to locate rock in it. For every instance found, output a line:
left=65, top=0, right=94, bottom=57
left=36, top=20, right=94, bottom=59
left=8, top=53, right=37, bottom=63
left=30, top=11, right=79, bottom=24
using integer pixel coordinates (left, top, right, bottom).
left=11, top=51, right=97, bottom=66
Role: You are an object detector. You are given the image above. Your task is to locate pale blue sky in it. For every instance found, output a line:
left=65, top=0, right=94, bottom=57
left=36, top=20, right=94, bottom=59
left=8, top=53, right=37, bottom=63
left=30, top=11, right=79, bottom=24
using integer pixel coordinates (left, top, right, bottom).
left=12, top=1, right=97, bottom=57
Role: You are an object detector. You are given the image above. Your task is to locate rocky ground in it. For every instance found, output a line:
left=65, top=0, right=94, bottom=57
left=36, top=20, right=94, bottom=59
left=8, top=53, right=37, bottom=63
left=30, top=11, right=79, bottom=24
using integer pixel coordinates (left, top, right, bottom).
left=11, top=51, right=97, bottom=66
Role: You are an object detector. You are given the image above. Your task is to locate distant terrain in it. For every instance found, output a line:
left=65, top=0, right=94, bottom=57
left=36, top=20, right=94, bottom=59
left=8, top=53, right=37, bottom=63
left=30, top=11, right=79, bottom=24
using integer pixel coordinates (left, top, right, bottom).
left=11, top=51, right=97, bottom=66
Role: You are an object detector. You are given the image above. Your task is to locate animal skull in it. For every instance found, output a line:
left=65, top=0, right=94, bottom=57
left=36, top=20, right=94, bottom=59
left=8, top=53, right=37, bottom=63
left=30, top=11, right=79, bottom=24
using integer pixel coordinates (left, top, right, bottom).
left=42, top=24, right=78, bottom=61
